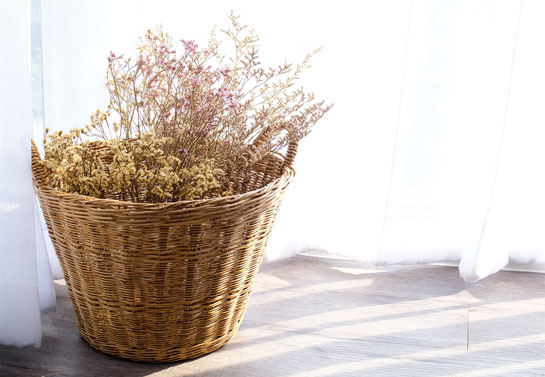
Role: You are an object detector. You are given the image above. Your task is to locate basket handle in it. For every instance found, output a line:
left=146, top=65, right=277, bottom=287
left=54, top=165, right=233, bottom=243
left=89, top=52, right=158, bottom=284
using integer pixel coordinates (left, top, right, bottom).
left=31, top=139, right=49, bottom=189
left=251, top=125, right=299, bottom=171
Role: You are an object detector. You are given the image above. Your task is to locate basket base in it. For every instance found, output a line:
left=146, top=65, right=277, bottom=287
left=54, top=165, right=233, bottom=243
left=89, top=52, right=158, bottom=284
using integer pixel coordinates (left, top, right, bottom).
left=79, top=320, right=242, bottom=363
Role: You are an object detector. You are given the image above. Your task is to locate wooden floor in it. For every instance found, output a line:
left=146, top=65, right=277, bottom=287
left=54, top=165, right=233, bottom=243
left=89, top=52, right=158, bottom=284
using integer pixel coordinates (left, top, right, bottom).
left=2, top=254, right=545, bottom=377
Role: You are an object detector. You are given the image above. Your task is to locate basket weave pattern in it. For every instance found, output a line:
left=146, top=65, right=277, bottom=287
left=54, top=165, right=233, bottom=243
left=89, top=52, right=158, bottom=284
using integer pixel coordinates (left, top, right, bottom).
left=32, top=141, right=295, bottom=362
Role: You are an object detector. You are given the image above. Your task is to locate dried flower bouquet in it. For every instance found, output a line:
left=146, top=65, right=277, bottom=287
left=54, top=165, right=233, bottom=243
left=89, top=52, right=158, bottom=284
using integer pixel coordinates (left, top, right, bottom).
left=42, top=14, right=331, bottom=202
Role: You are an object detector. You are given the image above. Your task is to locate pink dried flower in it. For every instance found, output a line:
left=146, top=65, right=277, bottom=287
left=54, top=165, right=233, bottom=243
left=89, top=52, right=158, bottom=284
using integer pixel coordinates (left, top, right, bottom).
left=180, top=39, right=198, bottom=53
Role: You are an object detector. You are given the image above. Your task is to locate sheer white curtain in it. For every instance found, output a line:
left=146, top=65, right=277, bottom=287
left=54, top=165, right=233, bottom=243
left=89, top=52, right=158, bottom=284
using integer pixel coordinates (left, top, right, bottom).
left=0, top=0, right=55, bottom=347
left=459, top=0, right=545, bottom=281
left=4, top=0, right=545, bottom=348
left=39, top=0, right=545, bottom=282
left=270, top=0, right=545, bottom=282
left=380, top=0, right=521, bottom=274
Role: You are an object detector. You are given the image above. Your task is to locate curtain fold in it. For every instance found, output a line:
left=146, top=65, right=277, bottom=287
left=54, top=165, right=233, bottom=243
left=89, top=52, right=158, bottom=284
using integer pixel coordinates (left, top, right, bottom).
left=0, top=0, right=55, bottom=347
left=460, top=0, right=545, bottom=281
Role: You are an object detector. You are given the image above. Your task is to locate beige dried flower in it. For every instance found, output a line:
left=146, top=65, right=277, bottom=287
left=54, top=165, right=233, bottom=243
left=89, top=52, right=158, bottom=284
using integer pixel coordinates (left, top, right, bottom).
left=178, top=159, right=224, bottom=200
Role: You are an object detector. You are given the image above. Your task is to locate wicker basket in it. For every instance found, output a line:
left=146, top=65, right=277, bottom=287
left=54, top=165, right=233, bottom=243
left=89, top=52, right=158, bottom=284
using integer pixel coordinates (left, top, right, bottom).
left=31, top=138, right=296, bottom=362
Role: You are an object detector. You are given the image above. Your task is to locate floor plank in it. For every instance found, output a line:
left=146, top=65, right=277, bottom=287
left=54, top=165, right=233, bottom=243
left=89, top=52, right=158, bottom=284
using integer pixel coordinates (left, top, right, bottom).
left=1, top=254, right=545, bottom=376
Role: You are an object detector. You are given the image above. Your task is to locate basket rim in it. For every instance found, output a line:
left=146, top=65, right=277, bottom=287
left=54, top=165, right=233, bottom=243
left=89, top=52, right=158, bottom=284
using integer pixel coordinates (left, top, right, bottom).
left=34, top=163, right=295, bottom=210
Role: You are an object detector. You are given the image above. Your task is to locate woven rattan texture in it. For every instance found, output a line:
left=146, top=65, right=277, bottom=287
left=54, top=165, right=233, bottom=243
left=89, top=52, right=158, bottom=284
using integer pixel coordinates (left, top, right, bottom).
left=32, top=141, right=295, bottom=362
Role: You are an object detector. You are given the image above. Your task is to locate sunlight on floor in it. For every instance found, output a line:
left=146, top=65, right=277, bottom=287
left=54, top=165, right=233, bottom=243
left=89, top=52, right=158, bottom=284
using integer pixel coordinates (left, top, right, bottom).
left=5, top=255, right=545, bottom=377
left=331, top=266, right=390, bottom=275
